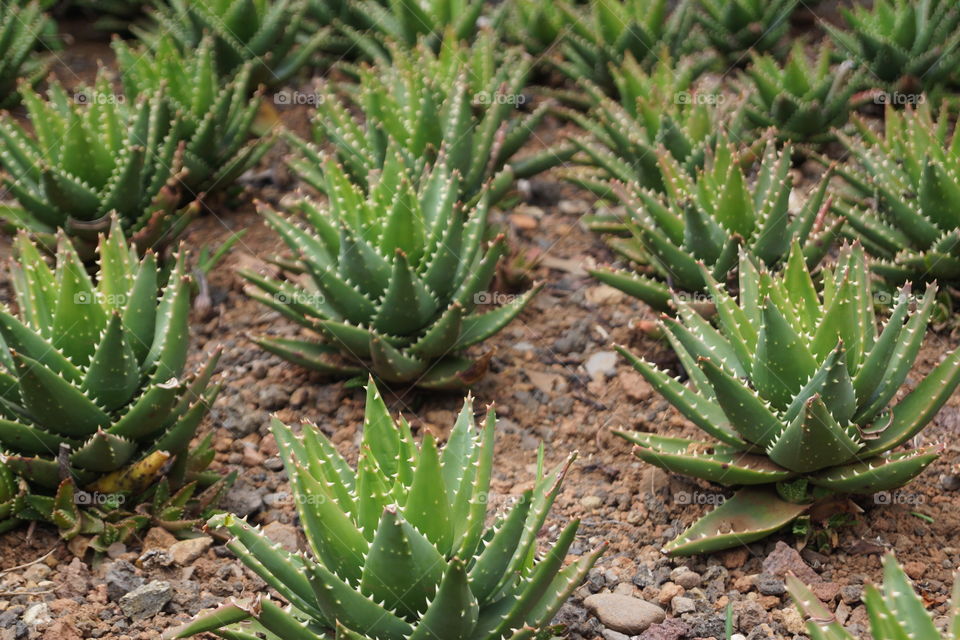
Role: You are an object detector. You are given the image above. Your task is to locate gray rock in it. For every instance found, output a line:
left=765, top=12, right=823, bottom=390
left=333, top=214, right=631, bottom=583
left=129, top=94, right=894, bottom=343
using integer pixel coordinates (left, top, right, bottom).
left=169, top=536, right=213, bottom=565
left=0, top=607, right=24, bottom=629
left=941, top=474, right=960, bottom=491
left=262, top=521, right=299, bottom=552
left=222, top=481, right=264, bottom=517
left=671, top=567, right=702, bottom=589
left=671, top=596, right=696, bottom=615
left=756, top=572, right=786, bottom=596
left=763, top=541, right=819, bottom=583
left=584, top=593, right=666, bottom=634
left=119, top=580, right=173, bottom=621
left=737, top=600, right=768, bottom=631
left=601, top=630, right=630, bottom=640
left=22, top=603, right=50, bottom=626
left=258, top=385, right=288, bottom=410
left=638, top=618, right=689, bottom=640
left=840, top=584, right=863, bottom=604
left=105, top=560, right=144, bottom=602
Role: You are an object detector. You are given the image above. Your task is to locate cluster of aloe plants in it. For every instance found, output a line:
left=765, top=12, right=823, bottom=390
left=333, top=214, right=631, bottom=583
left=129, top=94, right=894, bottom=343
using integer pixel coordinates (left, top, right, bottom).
left=0, top=1, right=54, bottom=107
left=617, top=243, right=960, bottom=554
left=168, top=382, right=603, bottom=640
left=0, top=222, right=224, bottom=549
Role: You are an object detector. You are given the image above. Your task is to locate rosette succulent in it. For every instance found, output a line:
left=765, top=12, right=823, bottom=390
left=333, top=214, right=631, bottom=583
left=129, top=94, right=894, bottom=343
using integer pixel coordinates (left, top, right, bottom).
left=0, top=222, right=223, bottom=548
left=0, top=1, right=53, bottom=108
left=617, top=243, right=960, bottom=555
left=743, top=41, right=866, bottom=144
left=288, top=32, right=566, bottom=205
left=0, top=72, right=198, bottom=259
left=566, top=54, right=745, bottom=198
left=243, top=156, right=540, bottom=389
left=555, top=0, right=697, bottom=97
left=114, top=34, right=271, bottom=197
left=0, top=460, right=27, bottom=534
left=589, top=139, right=839, bottom=311
left=826, top=0, right=960, bottom=95
left=136, top=0, right=329, bottom=86
left=834, top=102, right=960, bottom=288
left=167, top=381, right=603, bottom=640
left=790, top=552, right=960, bottom=639
left=693, top=0, right=797, bottom=61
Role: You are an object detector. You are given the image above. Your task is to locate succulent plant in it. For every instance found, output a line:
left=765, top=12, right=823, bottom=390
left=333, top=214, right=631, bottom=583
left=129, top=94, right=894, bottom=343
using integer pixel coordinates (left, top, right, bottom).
left=244, top=155, right=540, bottom=389
left=136, top=0, right=329, bottom=87
left=826, top=0, right=960, bottom=95
left=616, top=242, right=960, bottom=555
left=114, top=34, right=272, bottom=198
left=502, top=0, right=568, bottom=57
left=0, top=72, right=198, bottom=259
left=555, top=0, right=698, bottom=98
left=833, top=102, right=960, bottom=288
left=790, top=552, right=960, bottom=639
left=0, top=222, right=223, bottom=548
left=289, top=32, right=568, bottom=205
left=167, top=380, right=603, bottom=640
left=0, top=1, right=53, bottom=108
left=321, top=0, right=491, bottom=63
left=0, top=460, right=27, bottom=534
left=589, top=139, right=839, bottom=312
left=743, top=41, right=866, bottom=144
left=566, top=54, right=745, bottom=198
left=693, top=0, right=797, bottom=61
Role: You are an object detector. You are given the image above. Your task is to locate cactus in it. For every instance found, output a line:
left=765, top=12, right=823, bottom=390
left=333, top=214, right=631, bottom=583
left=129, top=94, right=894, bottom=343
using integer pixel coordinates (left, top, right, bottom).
left=833, top=102, right=960, bottom=289
left=693, top=0, right=797, bottom=61
left=588, top=139, right=839, bottom=312
left=288, top=32, right=568, bottom=205
left=743, top=41, right=867, bottom=144
left=0, top=72, right=198, bottom=259
left=0, top=222, right=223, bottom=549
left=166, top=380, right=603, bottom=640
left=789, top=552, right=960, bottom=639
left=114, top=34, right=272, bottom=198
left=826, top=0, right=960, bottom=95
left=616, top=242, right=960, bottom=555
left=243, top=156, right=540, bottom=389
left=0, top=1, right=53, bottom=108
left=136, top=0, right=329, bottom=87
left=566, top=54, right=744, bottom=198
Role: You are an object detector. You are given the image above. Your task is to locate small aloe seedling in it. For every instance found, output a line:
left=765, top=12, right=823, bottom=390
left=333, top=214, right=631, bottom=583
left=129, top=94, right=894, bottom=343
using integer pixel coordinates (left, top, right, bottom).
left=555, top=0, right=697, bottom=97
left=692, top=0, right=797, bottom=61
left=0, top=461, right=27, bottom=534
left=743, top=41, right=866, bottom=144
left=114, top=34, right=272, bottom=198
left=0, top=72, right=198, bottom=259
left=589, top=139, right=839, bottom=312
left=834, top=102, right=960, bottom=289
left=0, top=2, right=53, bottom=108
left=617, top=242, right=960, bottom=555
left=289, top=32, right=566, bottom=205
left=566, top=54, right=745, bottom=197
left=790, top=552, right=960, bottom=639
left=136, top=0, right=329, bottom=87
left=167, top=381, right=603, bottom=640
left=244, top=155, right=540, bottom=389
left=827, top=0, right=960, bottom=95
left=0, top=221, right=223, bottom=549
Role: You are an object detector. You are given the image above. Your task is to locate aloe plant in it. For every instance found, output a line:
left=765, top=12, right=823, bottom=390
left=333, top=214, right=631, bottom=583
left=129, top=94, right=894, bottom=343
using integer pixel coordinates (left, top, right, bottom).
left=244, top=156, right=540, bottom=389
left=827, top=0, right=960, bottom=95
left=790, top=553, right=960, bottom=639
left=616, top=242, right=960, bottom=555
left=0, top=72, right=198, bottom=259
left=0, top=1, right=53, bottom=108
left=289, top=32, right=567, bottom=205
left=0, top=222, right=223, bottom=549
left=743, top=41, right=866, bottom=144
left=136, top=0, right=329, bottom=87
left=114, top=34, right=272, bottom=198
left=693, top=0, right=797, bottom=61
left=566, top=54, right=745, bottom=197
left=502, top=0, right=568, bottom=57
left=555, top=0, right=698, bottom=97
left=0, top=460, right=27, bottom=534
left=589, top=139, right=839, bottom=312
left=834, top=102, right=960, bottom=288
left=167, top=380, right=603, bottom=640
